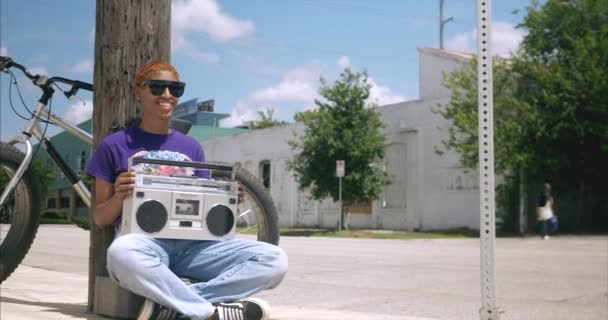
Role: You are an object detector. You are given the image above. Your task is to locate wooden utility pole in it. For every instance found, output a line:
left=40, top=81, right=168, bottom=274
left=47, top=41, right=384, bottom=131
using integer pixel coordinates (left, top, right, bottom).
left=89, top=0, right=171, bottom=317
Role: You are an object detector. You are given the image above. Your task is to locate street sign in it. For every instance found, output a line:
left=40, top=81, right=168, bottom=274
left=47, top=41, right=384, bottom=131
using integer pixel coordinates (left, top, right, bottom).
left=336, top=160, right=345, bottom=177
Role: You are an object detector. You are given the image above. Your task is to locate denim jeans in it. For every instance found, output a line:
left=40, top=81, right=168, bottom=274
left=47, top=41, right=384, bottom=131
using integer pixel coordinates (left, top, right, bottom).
left=106, top=233, right=288, bottom=320
left=539, top=219, right=549, bottom=238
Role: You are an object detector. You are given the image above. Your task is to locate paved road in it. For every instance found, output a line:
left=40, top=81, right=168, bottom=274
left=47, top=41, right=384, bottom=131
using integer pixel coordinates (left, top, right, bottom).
left=2, top=225, right=607, bottom=319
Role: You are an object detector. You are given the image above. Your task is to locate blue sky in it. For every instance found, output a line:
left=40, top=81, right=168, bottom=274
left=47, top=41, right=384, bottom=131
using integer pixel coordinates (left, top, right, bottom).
left=1, top=0, right=535, bottom=139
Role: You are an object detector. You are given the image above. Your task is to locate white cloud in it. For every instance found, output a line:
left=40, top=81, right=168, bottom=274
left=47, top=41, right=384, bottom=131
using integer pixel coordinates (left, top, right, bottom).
left=367, top=77, right=408, bottom=106
left=336, top=56, right=409, bottom=105
left=337, top=56, right=351, bottom=69
left=66, top=59, right=94, bottom=73
left=64, top=100, right=93, bottom=124
left=445, top=32, right=471, bottom=53
left=222, top=64, right=322, bottom=127
left=171, top=0, right=254, bottom=50
left=171, top=0, right=253, bottom=64
left=221, top=100, right=259, bottom=128
left=249, top=80, right=317, bottom=103
left=1, top=45, right=8, bottom=56
left=492, top=22, right=526, bottom=56
left=445, top=21, right=526, bottom=57
left=221, top=56, right=409, bottom=127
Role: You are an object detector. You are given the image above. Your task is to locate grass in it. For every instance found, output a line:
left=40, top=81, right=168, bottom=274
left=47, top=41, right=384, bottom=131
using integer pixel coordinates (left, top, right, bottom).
left=39, top=209, right=89, bottom=227
left=40, top=209, right=70, bottom=224
left=236, top=227, right=478, bottom=240
left=40, top=218, right=72, bottom=224
left=278, top=227, right=478, bottom=240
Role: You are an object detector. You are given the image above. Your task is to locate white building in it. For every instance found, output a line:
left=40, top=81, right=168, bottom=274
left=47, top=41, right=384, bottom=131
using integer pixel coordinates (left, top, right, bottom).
left=202, top=47, right=482, bottom=231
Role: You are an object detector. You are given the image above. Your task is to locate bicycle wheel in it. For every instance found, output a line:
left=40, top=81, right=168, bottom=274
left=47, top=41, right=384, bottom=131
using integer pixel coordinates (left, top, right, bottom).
left=0, top=142, right=41, bottom=283
left=212, top=165, right=280, bottom=245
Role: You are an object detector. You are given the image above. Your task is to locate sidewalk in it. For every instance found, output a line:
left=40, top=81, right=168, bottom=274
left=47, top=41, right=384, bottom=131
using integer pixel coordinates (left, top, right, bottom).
left=1, top=265, right=433, bottom=320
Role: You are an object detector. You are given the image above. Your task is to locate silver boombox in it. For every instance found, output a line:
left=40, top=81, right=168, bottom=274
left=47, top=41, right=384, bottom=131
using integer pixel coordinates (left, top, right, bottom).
left=121, top=158, right=238, bottom=240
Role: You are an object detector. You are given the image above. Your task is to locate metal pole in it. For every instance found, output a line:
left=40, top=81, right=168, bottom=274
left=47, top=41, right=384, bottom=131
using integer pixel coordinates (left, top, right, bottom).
left=519, top=168, right=525, bottom=234
left=477, top=0, right=499, bottom=319
left=440, top=0, right=444, bottom=49
left=439, top=0, right=453, bottom=49
left=338, top=176, right=343, bottom=232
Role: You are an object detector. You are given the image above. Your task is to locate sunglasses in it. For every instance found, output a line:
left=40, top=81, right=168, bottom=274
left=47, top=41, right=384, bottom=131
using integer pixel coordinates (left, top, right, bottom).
left=139, top=79, right=186, bottom=98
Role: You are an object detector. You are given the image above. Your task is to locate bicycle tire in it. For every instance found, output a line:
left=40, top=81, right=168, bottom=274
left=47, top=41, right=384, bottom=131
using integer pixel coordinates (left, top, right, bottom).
left=212, top=165, right=280, bottom=245
left=0, top=142, right=42, bottom=283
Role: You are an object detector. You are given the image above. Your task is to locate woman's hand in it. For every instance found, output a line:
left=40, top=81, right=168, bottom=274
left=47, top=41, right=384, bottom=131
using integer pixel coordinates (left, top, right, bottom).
left=92, top=171, right=135, bottom=228
left=113, top=171, right=136, bottom=200
left=238, top=182, right=245, bottom=203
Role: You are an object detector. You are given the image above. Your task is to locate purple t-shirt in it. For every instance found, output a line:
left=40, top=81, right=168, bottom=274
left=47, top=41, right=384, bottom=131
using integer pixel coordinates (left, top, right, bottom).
left=86, top=126, right=208, bottom=184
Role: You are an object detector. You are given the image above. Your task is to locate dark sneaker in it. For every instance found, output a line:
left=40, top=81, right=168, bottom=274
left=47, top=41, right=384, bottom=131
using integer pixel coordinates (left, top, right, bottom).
left=215, top=297, right=269, bottom=320
left=137, top=298, right=180, bottom=320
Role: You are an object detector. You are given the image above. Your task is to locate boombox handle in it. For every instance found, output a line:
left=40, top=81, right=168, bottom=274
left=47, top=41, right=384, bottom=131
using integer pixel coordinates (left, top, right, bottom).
left=129, top=158, right=237, bottom=180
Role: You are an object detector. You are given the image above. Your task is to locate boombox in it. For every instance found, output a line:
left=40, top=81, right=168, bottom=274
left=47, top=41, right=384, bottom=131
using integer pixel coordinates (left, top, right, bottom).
left=121, top=158, right=239, bottom=240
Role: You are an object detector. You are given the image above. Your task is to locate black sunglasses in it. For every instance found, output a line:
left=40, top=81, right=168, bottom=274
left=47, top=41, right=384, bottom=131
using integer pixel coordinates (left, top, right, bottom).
left=139, top=79, right=186, bottom=98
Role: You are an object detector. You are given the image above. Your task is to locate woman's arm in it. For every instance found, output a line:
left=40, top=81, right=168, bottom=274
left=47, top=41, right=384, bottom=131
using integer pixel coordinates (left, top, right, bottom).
left=92, top=171, right=135, bottom=227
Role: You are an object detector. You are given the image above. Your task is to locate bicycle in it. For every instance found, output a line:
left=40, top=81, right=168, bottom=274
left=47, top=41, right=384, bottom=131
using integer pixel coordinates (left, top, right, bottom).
left=0, top=56, right=280, bottom=283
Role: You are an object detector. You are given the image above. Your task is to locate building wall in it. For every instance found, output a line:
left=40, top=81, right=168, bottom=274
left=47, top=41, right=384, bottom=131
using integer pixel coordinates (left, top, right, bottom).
left=380, top=98, right=480, bottom=230
left=202, top=47, right=481, bottom=231
left=201, top=98, right=480, bottom=230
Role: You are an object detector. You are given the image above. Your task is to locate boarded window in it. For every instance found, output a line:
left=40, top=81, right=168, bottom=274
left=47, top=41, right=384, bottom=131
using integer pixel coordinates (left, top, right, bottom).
left=348, top=202, right=371, bottom=214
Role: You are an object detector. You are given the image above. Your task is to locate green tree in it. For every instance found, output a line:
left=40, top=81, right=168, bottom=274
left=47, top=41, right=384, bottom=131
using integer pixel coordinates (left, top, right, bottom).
left=516, top=0, right=608, bottom=203
left=252, top=108, right=287, bottom=129
left=30, top=159, right=54, bottom=208
left=288, top=68, right=389, bottom=230
left=0, top=158, right=52, bottom=223
left=436, top=0, right=608, bottom=232
left=435, top=58, right=536, bottom=175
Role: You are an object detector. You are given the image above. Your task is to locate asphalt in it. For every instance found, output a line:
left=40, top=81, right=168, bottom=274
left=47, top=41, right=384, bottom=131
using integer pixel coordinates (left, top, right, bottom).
left=2, top=265, right=434, bottom=320
left=1, top=225, right=607, bottom=320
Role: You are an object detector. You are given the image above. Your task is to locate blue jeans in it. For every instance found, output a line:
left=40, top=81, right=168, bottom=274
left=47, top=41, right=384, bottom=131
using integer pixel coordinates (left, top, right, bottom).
left=106, top=234, right=288, bottom=319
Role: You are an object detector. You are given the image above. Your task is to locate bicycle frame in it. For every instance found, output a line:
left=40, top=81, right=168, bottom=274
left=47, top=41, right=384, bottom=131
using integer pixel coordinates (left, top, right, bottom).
left=0, top=100, right=93, bottom=211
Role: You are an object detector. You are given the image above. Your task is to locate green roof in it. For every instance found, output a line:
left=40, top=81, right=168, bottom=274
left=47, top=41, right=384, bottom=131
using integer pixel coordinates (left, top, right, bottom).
left=188, top=125, right=248, bottom=141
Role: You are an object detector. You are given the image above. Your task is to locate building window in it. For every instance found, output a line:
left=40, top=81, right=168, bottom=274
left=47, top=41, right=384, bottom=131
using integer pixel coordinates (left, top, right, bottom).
left=259, top=160, right=271, bottom=189
left=77, top=151, right=87, bottom=174
left=60, top=197, right=70, bottom=209
left=197, top=99, right=215, bottom=112
left=46, top=198, right=56, bottom=209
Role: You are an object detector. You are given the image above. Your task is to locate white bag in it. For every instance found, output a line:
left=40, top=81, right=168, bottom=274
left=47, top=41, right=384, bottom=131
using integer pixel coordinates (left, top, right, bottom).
left=536, top=201, right=554, bottom=221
